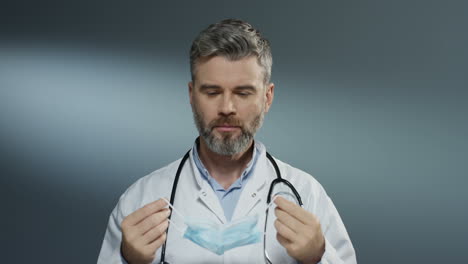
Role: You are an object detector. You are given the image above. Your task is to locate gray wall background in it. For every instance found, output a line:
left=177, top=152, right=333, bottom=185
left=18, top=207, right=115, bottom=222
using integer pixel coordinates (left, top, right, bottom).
left=1, top=1, right=467, bottom=263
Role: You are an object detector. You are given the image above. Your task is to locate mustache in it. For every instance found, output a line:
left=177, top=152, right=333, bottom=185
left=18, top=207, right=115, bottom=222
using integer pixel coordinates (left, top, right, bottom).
left=209, top=116, right=242, bottom=128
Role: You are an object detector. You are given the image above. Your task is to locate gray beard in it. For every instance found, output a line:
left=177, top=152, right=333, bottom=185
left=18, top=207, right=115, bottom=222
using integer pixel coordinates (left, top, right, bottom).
left=192, top=106, right=264, bottom=156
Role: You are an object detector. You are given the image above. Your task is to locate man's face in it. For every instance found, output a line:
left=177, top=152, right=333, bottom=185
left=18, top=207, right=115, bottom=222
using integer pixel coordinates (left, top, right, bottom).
left=189, top=55, right=274, bottom=155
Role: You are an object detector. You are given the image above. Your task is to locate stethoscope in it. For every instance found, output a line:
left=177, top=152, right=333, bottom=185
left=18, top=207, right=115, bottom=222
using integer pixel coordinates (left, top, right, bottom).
left=160, top=149, right=303, bottom=264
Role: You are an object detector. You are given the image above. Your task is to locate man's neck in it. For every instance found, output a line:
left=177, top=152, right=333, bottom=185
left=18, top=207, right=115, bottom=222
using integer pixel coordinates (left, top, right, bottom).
left=198, top=137, right=254, bottom=190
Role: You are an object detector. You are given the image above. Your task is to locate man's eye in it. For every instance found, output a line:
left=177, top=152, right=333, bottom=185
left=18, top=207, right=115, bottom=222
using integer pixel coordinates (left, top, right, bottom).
left=237, top=92, right=250, bottom=97
left=206, top=91, right=220, bottom=96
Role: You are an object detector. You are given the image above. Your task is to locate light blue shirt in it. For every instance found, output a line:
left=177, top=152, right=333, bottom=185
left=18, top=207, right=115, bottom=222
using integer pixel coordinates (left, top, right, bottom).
left=192, top=139, right=260, bottom=222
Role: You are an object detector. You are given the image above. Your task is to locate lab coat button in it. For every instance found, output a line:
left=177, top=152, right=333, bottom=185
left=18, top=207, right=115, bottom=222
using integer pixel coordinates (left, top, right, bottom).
left=202, top=191, right=207, bottom=196
left=251, top=193, right=256, bottom=198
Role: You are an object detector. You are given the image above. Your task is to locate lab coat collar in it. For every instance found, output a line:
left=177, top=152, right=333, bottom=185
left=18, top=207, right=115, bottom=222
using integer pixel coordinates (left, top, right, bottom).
left=187, top=139, right=268, bottom=223
left=188, top=149, right=227, bottom=223
left=189, top=142, right=204, bottom=190
left=231, top=141, right=267, bottom=221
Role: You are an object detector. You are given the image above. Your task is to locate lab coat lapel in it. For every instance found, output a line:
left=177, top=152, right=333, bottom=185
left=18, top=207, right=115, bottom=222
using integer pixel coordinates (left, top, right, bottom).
left=231, top=150, right=269, bottom=221
left=188, top=150, right=227, bottom=224
left=197, top=186, right=227, bottom=224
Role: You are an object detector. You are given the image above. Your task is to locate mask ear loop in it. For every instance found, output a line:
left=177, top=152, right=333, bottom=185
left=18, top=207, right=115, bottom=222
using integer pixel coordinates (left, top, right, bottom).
left=266, top=195, right=280, bottom=212
left=162, top=195, right=285, bottom=236
left=261, top=195, right=281, bottom=235
left=270, top=191, right=304, bottom=208
left=263, top=195, right=281, bottom=264
left=161, top=197, right=186, bottom=234
left=262, top=193, right=304, bottom=235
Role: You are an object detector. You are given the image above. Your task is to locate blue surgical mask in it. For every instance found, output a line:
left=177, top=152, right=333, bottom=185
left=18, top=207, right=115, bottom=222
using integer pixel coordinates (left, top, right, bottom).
left=163, top=198, right=266, bottom=255
left=183, top=215, right=262, bottom=255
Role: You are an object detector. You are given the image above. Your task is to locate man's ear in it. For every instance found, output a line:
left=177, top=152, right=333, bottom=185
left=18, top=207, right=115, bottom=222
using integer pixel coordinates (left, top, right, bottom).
left=264, top=82, right=275, bottom=113
left=188, top=81, right=194, bottom=105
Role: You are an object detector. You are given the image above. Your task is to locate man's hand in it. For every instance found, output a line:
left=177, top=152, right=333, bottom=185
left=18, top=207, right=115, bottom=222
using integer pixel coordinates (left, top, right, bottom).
left=121, top=198, right=170, bottom=264
left=274, top=196, right=325, bottom=264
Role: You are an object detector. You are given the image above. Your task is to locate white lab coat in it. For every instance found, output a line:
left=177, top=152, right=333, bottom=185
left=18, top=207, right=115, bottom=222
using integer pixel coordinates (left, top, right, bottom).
left=97, top=143, right=357, bottom=264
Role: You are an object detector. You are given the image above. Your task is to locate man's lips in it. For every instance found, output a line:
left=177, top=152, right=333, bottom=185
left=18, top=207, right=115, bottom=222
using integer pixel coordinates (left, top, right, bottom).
left=214, top=125, right=240, bottom=132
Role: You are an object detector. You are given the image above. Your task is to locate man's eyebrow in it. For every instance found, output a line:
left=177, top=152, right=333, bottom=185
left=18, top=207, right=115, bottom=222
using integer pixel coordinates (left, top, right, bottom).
left=199, top=84, right=222, bottom=91
left=198, top=84, right=258, bottom=91
left=233, top=85, right=257, bottom=91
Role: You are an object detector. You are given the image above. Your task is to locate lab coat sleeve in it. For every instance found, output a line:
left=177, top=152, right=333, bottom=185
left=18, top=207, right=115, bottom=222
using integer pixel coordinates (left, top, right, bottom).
left=97, top=197, right=129, bottom=264
left=311, top=186, right=357, bottom=264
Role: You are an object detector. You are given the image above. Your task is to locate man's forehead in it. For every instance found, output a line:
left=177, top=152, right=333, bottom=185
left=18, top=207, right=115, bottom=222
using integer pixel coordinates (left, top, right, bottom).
left=194, top=56, right=264, bottom=86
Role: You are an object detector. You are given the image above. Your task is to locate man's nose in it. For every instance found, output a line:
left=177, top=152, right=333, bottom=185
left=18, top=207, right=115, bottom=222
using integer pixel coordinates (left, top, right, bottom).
left=218, top=94, right=236, bottom=116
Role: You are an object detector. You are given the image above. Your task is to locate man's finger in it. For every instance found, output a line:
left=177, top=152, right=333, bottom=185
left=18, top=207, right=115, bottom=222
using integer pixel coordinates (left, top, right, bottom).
left=274, top=219, right=296, bottom=242
left=276, top=233, right=291, bottom=248
left=274, top=196, right=312, bottom=225
left=141, top=220, right=169, bottom=245
left=275, top=207, right=303, bottom=233
left=146, top=231, right=167, bottom=252
left=137, top=208, right=170, bottom=236
left=124, top=198, right=168, bottom=226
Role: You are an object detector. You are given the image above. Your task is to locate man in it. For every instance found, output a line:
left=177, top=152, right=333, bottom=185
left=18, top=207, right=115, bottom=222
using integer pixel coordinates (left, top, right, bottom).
left=98, top=19, right=356, bottom=264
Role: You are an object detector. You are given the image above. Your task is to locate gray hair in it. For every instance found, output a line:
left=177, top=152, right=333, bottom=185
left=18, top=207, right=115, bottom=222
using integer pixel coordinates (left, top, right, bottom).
left=190, top=19, right=273, bottom=84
